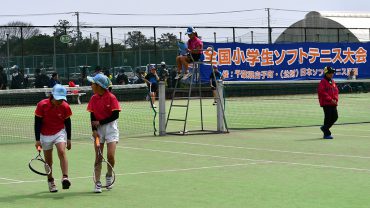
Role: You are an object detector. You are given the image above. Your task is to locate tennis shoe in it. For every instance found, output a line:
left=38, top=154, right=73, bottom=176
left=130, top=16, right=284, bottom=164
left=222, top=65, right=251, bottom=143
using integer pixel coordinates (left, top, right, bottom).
left=323, top=135, right=333, bottom=139
left=174, top=73, right=182, bottom=79
left=48, top=179, right=58, bottom=193
left=94, top=181, right=102, bottom=193
left=182, top=72, right=192, bottom=80
left=106, top=175, right=113, bottom=190
left=62, top=177, right=71, bottom=189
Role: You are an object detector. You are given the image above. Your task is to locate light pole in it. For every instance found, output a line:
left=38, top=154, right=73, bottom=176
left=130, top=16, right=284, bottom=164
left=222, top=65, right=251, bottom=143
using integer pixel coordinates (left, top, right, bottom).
left=53, top=32, right=57, bottom=70
left=97, top=32, right=100, bottom=66
left=6, top=34, right=9, bottom=70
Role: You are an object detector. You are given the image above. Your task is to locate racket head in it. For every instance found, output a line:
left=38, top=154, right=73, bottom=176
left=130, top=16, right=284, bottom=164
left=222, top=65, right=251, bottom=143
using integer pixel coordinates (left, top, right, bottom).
left=28, top=151, right=51, bottom=176
left=93, top=159, right=116, bottom=188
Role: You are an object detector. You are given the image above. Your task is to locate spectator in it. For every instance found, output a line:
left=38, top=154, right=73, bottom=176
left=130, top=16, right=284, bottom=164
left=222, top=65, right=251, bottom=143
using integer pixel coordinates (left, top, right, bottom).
left=49, top=72, right=61, bottom=88
left=92, top=66, right=102, bottom=77
left=0, top=65, right=7, bottom=90
left=11, top=65, right=27, bottom=89
left=158, top=62, right=169, bottom=84
left=115, top=69, right=128, bottom=85
left=34, top=68, right=50, bottom=88
left=348, top=70, right=356, bottom=80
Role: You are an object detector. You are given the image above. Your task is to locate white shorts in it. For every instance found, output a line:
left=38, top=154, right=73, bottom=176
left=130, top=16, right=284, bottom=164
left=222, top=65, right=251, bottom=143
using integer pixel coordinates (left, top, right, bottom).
left=40, top=129, right=67, bottom=151
left=92, top=120, right=119, bottom=144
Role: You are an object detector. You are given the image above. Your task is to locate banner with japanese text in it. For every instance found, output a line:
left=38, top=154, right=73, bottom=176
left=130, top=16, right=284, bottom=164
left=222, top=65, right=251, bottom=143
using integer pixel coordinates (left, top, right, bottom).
left=199, top=42, right=369, bottom=82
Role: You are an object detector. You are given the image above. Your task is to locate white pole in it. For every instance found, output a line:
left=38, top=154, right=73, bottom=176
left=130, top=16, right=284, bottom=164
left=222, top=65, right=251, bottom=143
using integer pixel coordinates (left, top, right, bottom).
left=158, top=81, right=166, bottom=136
left=217, top=80, right=225, bottom=132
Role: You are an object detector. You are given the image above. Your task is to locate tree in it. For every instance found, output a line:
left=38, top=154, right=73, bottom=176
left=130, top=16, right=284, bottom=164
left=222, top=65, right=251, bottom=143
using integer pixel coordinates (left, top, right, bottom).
left=0, top=21, right=40, bottom=40
left=157, top=33, right=178, bottom=49
left=125, top=31, right=153, bottom=49
left=54, top=20, right=75, bottom=37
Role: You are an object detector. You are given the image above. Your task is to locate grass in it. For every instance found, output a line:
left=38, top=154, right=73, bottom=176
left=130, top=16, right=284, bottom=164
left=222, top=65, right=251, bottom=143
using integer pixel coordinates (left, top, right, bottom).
left=1, top=93, right=370, bottom=208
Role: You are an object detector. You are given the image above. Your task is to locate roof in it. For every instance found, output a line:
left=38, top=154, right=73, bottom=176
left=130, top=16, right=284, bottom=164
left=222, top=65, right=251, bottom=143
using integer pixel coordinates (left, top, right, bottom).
left=275, top=11, right=370, bottom=43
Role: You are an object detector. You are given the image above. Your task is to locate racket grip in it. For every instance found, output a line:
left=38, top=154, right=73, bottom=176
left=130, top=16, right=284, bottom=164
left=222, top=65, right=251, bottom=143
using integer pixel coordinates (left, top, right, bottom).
left=95, top=136, right=100, bottom=147
left=37, top=146, right=42, bottom=151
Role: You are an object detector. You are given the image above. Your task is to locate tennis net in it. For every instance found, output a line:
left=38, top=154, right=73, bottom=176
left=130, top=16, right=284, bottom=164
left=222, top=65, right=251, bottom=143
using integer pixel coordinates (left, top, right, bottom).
left=0, top=84, right=156, bottom=144
left=223, top=79, right=370, bottom=129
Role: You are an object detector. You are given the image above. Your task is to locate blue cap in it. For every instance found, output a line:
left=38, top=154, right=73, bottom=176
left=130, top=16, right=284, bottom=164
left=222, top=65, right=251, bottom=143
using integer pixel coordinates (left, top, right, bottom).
left=185, top=27, right=196, bottom=35
left=149, top=64, right=156, bottom=71
left=87, top=73, right=110, bottom=89
left=52, top=84, right=67, bottom=101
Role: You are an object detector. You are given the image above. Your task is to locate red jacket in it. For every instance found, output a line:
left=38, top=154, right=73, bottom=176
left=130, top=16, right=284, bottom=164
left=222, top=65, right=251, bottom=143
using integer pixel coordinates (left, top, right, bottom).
left=318, top=78, right=339, bottom=107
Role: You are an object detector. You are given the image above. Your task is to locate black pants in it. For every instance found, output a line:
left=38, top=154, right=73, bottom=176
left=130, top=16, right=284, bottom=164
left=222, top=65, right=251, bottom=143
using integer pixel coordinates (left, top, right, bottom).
left=322, top=106, right=338, bottom=136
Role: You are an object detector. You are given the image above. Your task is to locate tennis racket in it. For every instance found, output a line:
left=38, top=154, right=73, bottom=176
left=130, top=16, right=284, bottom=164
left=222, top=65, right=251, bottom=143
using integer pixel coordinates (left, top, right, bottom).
left=93, top=136, right=115, bottom=188
left=28, top=146, right=51, bottom=176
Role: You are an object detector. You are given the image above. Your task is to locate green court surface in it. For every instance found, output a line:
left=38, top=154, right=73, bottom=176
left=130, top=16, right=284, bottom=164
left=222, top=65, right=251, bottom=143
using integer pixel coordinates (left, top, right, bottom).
left=2, top=125, right=370, bottom=207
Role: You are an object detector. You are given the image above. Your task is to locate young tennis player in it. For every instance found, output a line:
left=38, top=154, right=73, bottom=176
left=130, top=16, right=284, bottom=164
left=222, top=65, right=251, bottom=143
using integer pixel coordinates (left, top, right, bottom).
left=87, top=73, right=121, bottom=193
left=143, top=64, right=159, bottom=108
left=34, top=84, right=72, bottom=192
left=318, top=66, right=339, bottom=139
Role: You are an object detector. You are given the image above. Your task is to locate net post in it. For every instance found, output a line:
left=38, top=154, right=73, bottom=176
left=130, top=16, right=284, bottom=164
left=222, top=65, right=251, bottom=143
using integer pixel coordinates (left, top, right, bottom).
left=158, top=81, right=166, bottom=136
left=217, top=80, right=225, bottom=132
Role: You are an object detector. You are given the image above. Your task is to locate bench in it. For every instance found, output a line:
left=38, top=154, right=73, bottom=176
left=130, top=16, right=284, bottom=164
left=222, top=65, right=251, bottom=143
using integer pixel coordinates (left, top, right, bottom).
left=67, top=92, right=86, bottom=104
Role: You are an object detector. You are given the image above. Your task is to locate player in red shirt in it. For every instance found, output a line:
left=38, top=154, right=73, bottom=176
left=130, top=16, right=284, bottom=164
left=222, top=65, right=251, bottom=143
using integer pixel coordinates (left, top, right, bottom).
left=34, top=84, right=72, bottom=192
left=87, top=73, right=121, bottom=193
left=318, top=66, right=339, bottom=139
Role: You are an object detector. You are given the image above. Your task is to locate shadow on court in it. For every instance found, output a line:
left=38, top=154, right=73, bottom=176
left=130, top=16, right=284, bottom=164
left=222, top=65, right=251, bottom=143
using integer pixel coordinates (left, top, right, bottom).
left=0, top=190, right=106, bottom=204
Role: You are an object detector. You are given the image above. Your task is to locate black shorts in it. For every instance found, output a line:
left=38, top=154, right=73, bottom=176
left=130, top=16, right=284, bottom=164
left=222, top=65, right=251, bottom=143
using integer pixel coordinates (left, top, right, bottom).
left=148, top=83, right=158, bottom=92
left=211, top=81, right=217, bottom=90
left=188, top=53, right=201, bottom=62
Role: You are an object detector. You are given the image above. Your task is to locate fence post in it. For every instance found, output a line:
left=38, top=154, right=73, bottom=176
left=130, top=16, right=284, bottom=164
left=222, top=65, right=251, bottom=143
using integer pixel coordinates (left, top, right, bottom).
left=158, top=81, right=166, bottom=136
left=217, top=80, right=225, bottom=132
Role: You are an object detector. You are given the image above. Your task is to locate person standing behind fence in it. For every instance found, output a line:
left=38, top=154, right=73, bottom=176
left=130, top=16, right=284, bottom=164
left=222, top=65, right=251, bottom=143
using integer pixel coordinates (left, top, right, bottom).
left=49, top=72, right=61, bottom=88
left=318, top=66, right=339, bottom=139
left=0, top=65, right=7, bottom=90
left=10, top=65, right=27, bottom=89
left=35, top=68, right=50, bottom=88
left=210, top=65, right=223, bottom=105
left=175, top=27, right=203, bottom=80
left=143, top=64, right=159, bottom=108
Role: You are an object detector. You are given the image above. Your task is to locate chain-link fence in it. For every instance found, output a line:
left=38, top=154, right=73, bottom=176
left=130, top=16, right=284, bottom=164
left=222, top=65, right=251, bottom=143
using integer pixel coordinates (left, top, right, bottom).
left=0, top=25, right=369, bottom=88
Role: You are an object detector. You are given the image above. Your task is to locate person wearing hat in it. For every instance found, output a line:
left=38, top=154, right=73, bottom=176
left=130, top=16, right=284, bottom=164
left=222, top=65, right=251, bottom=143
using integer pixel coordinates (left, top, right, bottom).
left=175, top=27, right=203, bottom=80
left=210, top=65, right=223, bottom=105
left=87, top=73, right=121, bottom=193
left=318, top=66, right=339, bottom=139
left=158, top=61, right=169, bottom=83
left=34, top=84, right=73, bottom=192
left=143, top=64, right=160, bottom=108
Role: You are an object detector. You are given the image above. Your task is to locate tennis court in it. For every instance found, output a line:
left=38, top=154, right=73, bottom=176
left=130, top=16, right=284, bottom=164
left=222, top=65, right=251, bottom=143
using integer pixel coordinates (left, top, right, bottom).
left=1, top=86, right=370, bottom=208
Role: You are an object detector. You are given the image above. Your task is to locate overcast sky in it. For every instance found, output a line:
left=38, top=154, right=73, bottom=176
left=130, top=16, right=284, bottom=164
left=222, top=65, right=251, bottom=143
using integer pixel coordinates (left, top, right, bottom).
left=1, top=0, right=369, bottom=43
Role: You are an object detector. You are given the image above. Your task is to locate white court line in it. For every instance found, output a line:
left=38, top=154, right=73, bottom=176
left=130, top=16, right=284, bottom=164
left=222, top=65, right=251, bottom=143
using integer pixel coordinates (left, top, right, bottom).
left=126, top=138, right=370, bottom=159
left=119, top=146, right=370, bottom=173
left=264, top=128, right=370, bottom=139
left=0, top=162, right=267, bottom=185
left=0, top=177, right=23, bottom=182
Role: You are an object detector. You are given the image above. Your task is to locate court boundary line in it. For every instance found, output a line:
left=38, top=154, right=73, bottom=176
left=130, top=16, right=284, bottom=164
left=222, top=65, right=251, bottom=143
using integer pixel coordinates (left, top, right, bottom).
left=117, top=145, right=370, bottom=173
left=0, top=162, right=268, bottom=185
left=125, top=137, right=370, bottom=159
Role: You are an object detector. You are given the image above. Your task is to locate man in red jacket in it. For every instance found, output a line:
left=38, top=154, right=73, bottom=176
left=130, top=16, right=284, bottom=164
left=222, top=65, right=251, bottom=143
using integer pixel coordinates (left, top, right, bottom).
left=318, top=66, right=339, bottom=139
